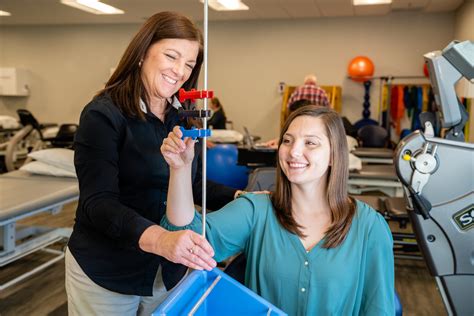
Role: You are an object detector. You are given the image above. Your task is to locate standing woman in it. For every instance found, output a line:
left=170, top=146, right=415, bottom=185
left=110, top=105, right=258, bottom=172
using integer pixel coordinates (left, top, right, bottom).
left=66, top=12, right=231, bottom=315
left=208, top=97, right=227, bottom=129
left=161, top=106, right=395, bottom=315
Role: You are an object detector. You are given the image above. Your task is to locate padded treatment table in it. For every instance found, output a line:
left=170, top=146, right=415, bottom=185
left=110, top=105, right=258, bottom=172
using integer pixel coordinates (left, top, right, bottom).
left=348, top=164, right=403, bottom=197
left=352, top=147, right=394, bottom=164
left=0, top=170, right=79, bottom=290
left=237, top=146, right=277, bottom=168
left=353, top=195, right=421, bottom=260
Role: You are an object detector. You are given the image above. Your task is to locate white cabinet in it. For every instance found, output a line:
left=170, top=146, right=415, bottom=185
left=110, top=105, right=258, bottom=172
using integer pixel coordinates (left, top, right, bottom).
left=0, top=68, right=31, bottom=96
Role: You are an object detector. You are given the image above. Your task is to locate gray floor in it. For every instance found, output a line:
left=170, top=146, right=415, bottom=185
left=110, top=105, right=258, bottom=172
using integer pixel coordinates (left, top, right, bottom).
left=0, top=202, right=447, bottom=315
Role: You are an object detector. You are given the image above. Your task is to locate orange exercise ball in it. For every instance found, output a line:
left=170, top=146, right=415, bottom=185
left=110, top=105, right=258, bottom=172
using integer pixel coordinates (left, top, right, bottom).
left=348, top=56, right=375, bottom=82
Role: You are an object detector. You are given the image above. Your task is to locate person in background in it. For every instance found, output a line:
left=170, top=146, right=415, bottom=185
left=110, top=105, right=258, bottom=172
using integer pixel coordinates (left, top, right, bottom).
left=65, top=11, right=242, bottom=316
left=208, top=97, right=227, bottom=129
left=287, top=74, right=330, bottom=108
left=263, top=99, right=312, bottom=149
left=161, top=105, right=395, bottom=315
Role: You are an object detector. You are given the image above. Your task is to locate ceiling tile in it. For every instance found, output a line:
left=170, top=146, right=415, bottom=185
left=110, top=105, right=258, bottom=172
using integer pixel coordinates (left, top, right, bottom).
left=316, top=0, right=354, bottom=17
left=423, top=0, right=464, bottom=12
left=391, top=0, right=430, bottom=10
left=354, top=3, right=391, bottom=15
left=280, top=0, right=322, bottom=18
left=0, top=0, right=465, bottom=25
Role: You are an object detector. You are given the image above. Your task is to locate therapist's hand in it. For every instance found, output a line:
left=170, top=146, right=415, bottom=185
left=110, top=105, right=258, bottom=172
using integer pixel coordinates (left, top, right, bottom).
left=161, top=126, right=196, bottom=169
left=139, top=225, right=216, bottom=271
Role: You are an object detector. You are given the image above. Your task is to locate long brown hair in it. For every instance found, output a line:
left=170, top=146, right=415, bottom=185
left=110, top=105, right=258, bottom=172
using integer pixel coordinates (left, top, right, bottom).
left=97, top=11, right=203, bottom=120
left=211, top=97, right=226, bottom=116
left=271, top=105, right=356, bottom=248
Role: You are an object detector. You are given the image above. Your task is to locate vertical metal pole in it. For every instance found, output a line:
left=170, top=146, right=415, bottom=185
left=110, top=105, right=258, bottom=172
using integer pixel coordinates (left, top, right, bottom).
left=201, top=0, right=208, bottom=238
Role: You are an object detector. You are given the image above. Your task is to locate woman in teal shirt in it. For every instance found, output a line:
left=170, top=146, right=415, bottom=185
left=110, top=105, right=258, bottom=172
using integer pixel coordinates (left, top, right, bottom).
left=161, top=106, right=395, bottom=315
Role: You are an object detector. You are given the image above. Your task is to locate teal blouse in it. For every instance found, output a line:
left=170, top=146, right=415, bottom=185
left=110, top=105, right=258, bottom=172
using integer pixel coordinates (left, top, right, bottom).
left=161, top=194, right=395, bottom=316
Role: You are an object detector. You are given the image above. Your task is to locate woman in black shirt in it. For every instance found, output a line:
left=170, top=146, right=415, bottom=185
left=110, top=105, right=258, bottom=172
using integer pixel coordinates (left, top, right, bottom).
left=208, top=97, right=227, bottom=129
left=66, top=11, right=238, bottom=315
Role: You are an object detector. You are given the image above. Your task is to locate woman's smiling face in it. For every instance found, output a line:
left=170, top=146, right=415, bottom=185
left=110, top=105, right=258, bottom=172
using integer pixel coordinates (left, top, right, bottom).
left=278, top=115, right=331, bottom=187
left=141, top=38, right=199, bottom=99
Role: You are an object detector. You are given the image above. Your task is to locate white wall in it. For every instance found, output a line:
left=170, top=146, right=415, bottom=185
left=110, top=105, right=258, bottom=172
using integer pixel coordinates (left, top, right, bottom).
left=454, top=0, right=474, bottom=143
left=207, top=12, right=454, bottom=139
left=0, top=24, right=136, bottom=124
left=0, top=11, right=455, bottom=140
left=455, top=0, right=474, bottom=41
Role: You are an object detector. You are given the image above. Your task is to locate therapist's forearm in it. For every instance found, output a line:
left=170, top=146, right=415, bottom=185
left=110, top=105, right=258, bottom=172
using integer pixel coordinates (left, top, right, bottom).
left=167, top=164, right=195, bottom=226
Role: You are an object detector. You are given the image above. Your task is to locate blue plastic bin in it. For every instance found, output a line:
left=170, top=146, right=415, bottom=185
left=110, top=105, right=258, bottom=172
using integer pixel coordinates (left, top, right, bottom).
left=152, top=268, right=286, bottom=315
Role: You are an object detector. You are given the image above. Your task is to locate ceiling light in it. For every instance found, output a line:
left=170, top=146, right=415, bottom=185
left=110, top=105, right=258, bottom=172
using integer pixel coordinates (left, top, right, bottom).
left=200, top=0, right=249, bottom=11
left=0, top=10, right=12, bottom=16
left=60, top=0, right=124, bottom=15
left=353, top=0, right=392, bottom=5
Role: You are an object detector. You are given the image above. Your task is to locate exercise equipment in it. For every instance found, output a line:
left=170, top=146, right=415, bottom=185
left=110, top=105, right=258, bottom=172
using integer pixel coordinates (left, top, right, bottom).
left=207, top=144, right=249, bottom=190
left=17, top=109, right=77, bottom=149
left=395, top=40, right=473, bottom=316
left=348, top=57, right=378, bottom=129
left=178, top=88, right=214, bottom=104
left=179, top=126, right=211, bottom=140
left=353, top=80, right=379, bottom=130
left=348, top=56, right=375, bottom=82
left=1, top=110, right=78, bottom=172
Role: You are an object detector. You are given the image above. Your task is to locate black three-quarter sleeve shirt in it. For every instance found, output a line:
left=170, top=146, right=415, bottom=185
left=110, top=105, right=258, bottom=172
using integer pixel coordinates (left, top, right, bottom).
left=68, top=94, right=236, bottom=296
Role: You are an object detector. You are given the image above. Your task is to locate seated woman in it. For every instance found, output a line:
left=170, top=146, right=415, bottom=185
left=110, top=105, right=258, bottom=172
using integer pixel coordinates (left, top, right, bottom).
left=208, top=97, right=227, bottom=129
left=160, top=105, right=395, bottom=315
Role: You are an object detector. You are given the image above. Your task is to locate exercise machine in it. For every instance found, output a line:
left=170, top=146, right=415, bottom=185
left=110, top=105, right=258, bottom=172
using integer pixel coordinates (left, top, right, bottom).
left=395, top=40, right=473, bottom=315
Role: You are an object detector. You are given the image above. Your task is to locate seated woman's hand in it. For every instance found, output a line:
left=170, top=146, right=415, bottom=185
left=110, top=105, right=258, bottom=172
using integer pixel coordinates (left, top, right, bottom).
left=161, top=126, right=196, bottom=169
